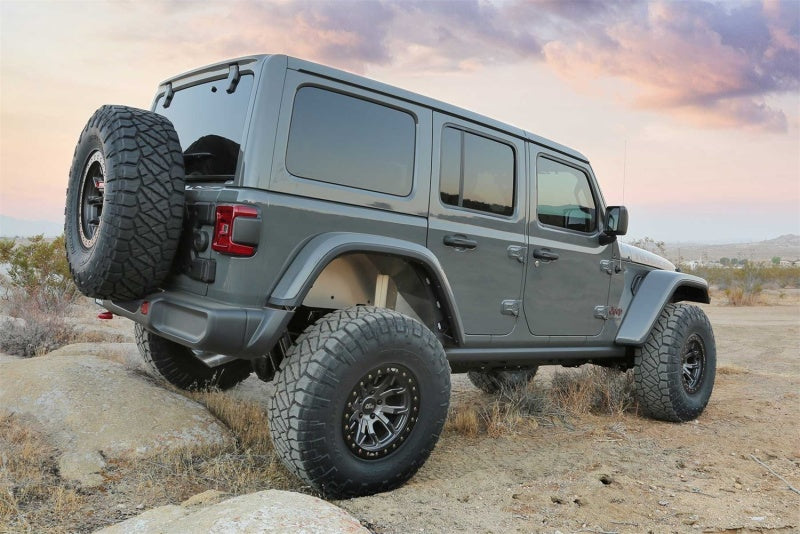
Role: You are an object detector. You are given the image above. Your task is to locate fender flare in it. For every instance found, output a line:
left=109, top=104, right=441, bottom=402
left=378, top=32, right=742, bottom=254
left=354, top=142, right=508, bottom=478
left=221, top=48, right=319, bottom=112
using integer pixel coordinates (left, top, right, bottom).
left=615, top=270, right=710, bottom=346
left=267, top=232, right=465, bottom=344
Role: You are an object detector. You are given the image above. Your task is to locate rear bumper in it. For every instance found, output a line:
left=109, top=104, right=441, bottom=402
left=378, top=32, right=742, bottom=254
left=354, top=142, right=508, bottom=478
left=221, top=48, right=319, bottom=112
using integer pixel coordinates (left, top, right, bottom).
left=102, top=291, right=292, bottom=359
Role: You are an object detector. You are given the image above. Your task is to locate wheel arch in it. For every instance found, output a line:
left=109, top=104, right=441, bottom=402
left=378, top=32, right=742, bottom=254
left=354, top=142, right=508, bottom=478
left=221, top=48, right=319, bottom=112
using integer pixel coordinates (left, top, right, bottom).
left=268, top=232, right=465, bottom=345
left=616, top=269, right=710, bottom=346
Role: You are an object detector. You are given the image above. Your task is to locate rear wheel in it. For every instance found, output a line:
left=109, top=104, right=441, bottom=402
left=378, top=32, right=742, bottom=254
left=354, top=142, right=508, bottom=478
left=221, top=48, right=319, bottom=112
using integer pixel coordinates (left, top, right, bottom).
left=65, top=105, right=185, bottom=300
left=134, top=324, right=251, bottom=391
left=268, top=306, right=450, bottom=498
left=633, top=303, right=716, bottom=422
left=467, top=368, right=538, bottom=394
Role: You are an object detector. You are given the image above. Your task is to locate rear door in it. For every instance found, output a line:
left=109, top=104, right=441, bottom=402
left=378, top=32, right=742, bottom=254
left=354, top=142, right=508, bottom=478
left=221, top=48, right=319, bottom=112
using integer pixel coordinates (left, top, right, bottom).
left=524, top=148, right=612, bottom=336
left=427, top=113, right=526, bottom=336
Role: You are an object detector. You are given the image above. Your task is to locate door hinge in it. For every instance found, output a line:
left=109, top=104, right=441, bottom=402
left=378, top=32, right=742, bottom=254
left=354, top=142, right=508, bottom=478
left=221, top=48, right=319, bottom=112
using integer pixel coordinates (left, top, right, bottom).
left=507, top=245, right=527, bottom=264
left=501, top=299, right=521, bottom=317
left=601, top=258, right=623, bottom=274
left=594, top=305, right=609, bottom=320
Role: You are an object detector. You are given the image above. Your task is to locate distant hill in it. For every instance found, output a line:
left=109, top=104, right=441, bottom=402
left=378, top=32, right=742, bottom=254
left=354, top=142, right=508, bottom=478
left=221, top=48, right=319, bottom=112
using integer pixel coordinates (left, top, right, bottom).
left=663, top=234, right=800, bottom=263
left=0, top=216, right=63, bottom=238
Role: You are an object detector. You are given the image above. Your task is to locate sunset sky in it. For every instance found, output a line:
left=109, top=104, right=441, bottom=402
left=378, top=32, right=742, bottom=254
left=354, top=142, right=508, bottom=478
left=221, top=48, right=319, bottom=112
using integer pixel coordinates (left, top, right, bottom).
left=1, top=0, right=798, bottom=242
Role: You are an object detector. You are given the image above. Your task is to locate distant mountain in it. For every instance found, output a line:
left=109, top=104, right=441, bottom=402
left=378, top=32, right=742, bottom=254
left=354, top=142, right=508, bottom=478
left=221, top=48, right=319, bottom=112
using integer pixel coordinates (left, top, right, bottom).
left=0, top=216, right=63, bottom=238
left=663, top=234, right=800, bottom=263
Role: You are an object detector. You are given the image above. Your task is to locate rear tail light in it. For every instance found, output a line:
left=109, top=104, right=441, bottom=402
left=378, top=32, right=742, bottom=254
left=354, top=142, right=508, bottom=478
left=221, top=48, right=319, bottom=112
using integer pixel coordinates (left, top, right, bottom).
left=212, top=204, right=259, bottom=256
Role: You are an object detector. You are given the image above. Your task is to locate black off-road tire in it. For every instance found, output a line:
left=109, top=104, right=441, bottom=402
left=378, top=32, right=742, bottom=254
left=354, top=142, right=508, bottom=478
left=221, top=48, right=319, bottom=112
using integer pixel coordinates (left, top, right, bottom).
left=633, top=303, right=716, bottom=422
left=134, top=324, right=251, bottom=391
left=268, top=306, right=451, bottom=498
left=65, top=105, right=185, bottom=300
left=467, top=368, right=538, bottom=394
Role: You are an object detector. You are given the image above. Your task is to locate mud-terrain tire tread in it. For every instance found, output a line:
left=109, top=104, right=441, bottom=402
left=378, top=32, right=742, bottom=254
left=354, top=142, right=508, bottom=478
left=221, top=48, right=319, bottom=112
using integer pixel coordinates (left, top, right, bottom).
left=65, top=105, right=185, bottom=300
left=633, top=303, right=716, bottom=422
left=467, top=368, right=538, bottom=394
left=268, top=306, right=451, bottom=498
left=134, top=324, right=251, bottom=391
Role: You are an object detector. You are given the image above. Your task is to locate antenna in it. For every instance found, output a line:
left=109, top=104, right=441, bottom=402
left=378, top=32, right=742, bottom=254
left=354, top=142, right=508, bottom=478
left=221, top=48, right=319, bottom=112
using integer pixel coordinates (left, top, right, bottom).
left=622, top=139, right=627, bottom=204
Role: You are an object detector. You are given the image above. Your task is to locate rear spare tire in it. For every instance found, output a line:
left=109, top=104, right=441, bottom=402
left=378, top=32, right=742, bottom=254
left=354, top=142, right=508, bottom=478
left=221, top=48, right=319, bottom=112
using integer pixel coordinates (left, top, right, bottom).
left=65, top=105, right=185, bottom=300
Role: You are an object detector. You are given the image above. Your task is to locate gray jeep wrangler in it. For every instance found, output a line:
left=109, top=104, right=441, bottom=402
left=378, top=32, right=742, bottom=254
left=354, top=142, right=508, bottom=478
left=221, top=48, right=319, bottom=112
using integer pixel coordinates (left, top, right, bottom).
left=65, top=54, right=715, bottom=498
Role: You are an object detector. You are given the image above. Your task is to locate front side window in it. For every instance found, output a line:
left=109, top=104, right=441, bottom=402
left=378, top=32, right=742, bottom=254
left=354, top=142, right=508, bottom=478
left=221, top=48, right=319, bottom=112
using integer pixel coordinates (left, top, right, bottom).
left=536, top=156, right=597, bottom=233
left=286, top=87, right=416, bottom=196
left=439, top=126, right=514, bottom=216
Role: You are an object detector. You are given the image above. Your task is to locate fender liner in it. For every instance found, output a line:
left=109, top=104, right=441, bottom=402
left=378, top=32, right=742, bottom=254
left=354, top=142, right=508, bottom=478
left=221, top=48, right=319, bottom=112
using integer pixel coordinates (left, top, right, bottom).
left=615, top=270, right=710, bottom=346
left=267, top=232, right=465, bottom=344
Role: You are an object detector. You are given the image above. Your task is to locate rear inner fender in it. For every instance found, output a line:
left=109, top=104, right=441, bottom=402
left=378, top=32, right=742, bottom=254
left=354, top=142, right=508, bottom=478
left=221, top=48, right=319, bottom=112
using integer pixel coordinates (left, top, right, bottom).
left=300, top=252, right=452, bottom=342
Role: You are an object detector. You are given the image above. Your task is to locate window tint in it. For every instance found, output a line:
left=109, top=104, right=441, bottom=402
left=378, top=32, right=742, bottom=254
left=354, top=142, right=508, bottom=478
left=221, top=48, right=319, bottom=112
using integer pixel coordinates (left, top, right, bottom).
left=155, top=74, right=254, bottom=177
left=439, top=127, right=514, bottom=216
left=286, top=87, right=416, bottom=196
left=536, top=157, right=596, bottom=233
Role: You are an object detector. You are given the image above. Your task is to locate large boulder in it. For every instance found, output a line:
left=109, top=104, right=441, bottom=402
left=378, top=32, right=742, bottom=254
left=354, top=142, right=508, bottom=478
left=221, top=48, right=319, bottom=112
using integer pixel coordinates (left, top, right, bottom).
left=95, top=489, right=370, bottom=533
left=0, top=352, right=232, bottom=486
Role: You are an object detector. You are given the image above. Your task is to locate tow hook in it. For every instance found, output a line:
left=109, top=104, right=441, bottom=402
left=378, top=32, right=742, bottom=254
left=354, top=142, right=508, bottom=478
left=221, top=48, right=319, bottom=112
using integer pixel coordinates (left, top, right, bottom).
left=97, top=311, right=113, bottom=320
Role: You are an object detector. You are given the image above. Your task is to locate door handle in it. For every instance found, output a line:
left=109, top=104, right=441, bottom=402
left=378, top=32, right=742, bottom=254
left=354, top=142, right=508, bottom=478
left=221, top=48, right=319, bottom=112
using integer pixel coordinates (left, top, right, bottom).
left=532, top=248, right=559, bottom=261
left=443, top=234, right=478, bottom=250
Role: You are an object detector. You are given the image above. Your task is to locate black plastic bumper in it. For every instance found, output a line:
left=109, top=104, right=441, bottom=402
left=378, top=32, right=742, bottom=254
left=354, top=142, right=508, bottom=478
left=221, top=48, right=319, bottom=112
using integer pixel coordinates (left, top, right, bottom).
left=102, top=291, right=293, bottom=359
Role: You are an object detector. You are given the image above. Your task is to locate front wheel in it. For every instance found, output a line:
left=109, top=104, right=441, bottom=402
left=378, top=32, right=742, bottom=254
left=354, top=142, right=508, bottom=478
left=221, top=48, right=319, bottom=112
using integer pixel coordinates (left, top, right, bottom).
left=268, top=306, right=451, bottom=498
left=633, top=303, right=716, bottom=422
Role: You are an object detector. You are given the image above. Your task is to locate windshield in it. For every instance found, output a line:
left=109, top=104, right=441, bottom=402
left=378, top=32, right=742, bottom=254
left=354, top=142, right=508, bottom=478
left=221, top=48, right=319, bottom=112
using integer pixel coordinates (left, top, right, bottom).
left=154, top=74, right=254, bottom=179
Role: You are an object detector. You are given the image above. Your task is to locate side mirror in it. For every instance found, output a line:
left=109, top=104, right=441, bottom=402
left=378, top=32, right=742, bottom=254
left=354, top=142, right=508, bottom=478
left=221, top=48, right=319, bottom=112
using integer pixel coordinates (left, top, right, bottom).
left=605, top=206, right=628, bottom=235
left=599, top=206, right=628, bottom=245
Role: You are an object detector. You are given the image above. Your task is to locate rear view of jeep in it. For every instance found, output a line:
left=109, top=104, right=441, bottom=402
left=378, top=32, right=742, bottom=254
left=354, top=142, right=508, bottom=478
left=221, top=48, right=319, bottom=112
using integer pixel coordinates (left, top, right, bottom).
left=65, top=54, right=716, bottom=498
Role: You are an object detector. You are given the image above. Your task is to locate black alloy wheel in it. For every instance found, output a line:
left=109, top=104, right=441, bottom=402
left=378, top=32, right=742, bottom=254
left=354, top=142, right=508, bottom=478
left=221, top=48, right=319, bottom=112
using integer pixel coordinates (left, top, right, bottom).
left=681, top=333, right=706, bottom=394
left=343, top=364, right=421, bottom=460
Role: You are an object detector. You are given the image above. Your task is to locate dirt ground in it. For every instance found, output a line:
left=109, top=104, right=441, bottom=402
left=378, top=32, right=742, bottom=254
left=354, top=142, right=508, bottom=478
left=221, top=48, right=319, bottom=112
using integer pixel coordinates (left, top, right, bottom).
left=3, top=294, right=799, bottom=533
left=338, top=297, right=800, bottom=533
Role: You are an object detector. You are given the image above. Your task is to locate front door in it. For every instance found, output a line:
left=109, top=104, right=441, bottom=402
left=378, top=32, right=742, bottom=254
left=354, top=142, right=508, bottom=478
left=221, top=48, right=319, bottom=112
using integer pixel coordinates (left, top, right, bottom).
left=524, top=149, right=613, bottom=336
left=427, top=113, right=527, bottom=336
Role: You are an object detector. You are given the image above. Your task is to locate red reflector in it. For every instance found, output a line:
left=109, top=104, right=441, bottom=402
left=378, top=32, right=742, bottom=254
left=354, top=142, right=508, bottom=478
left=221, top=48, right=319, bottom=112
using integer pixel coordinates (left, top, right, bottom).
left=97, top=311, right=113, bottom=320
left=140, top=301, right=149, bottom=315
left=212, top=204, right=258, bottom=256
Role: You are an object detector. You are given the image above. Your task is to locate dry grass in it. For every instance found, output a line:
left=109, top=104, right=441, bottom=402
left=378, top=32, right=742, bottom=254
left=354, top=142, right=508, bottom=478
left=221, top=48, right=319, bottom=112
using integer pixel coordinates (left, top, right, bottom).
left=717, top=364, right=750, bottom=375
left=445, top=405, right=481, bottom=437
left=0, top=412, right=86, bottom=533
left=447, top=366, right=637, bottom=438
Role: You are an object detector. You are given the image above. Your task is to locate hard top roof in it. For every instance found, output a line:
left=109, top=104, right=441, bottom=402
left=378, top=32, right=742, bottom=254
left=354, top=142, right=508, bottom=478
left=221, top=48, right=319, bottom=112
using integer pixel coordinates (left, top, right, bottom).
left=161, top=53, right=589, bottom=163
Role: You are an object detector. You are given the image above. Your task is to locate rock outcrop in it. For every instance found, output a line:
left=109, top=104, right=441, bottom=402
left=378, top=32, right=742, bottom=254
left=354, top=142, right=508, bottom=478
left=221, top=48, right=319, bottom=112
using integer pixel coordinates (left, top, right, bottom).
left=95, top=490, right=370, bottom=533
left=0, top=351, right=232, bottom=486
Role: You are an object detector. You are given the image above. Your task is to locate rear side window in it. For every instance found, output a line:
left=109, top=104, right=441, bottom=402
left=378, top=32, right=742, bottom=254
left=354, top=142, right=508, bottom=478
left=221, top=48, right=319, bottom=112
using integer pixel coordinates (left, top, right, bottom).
left=439, top=126, right=514, bottom=216
left=286, top=87, right=416, bottom=196
left=536, top=156, right=597, bottom=233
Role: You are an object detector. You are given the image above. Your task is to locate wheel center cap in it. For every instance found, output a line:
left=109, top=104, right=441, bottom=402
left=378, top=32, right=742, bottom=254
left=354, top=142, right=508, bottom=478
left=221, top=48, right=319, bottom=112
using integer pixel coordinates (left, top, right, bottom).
left=361, top=397, right=377, bottom=414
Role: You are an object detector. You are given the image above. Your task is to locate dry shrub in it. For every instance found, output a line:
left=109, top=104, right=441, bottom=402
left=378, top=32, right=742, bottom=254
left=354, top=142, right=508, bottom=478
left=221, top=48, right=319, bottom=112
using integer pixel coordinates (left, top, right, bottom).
left=0, top=291, right=75, bottom=357
left=550, top=366, right=635, bottom=416
left=724, top=286, right=762, bottom=306
left=0, top=235, right=79, bottom=357
left=449, top=366, right=637, bottom=438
